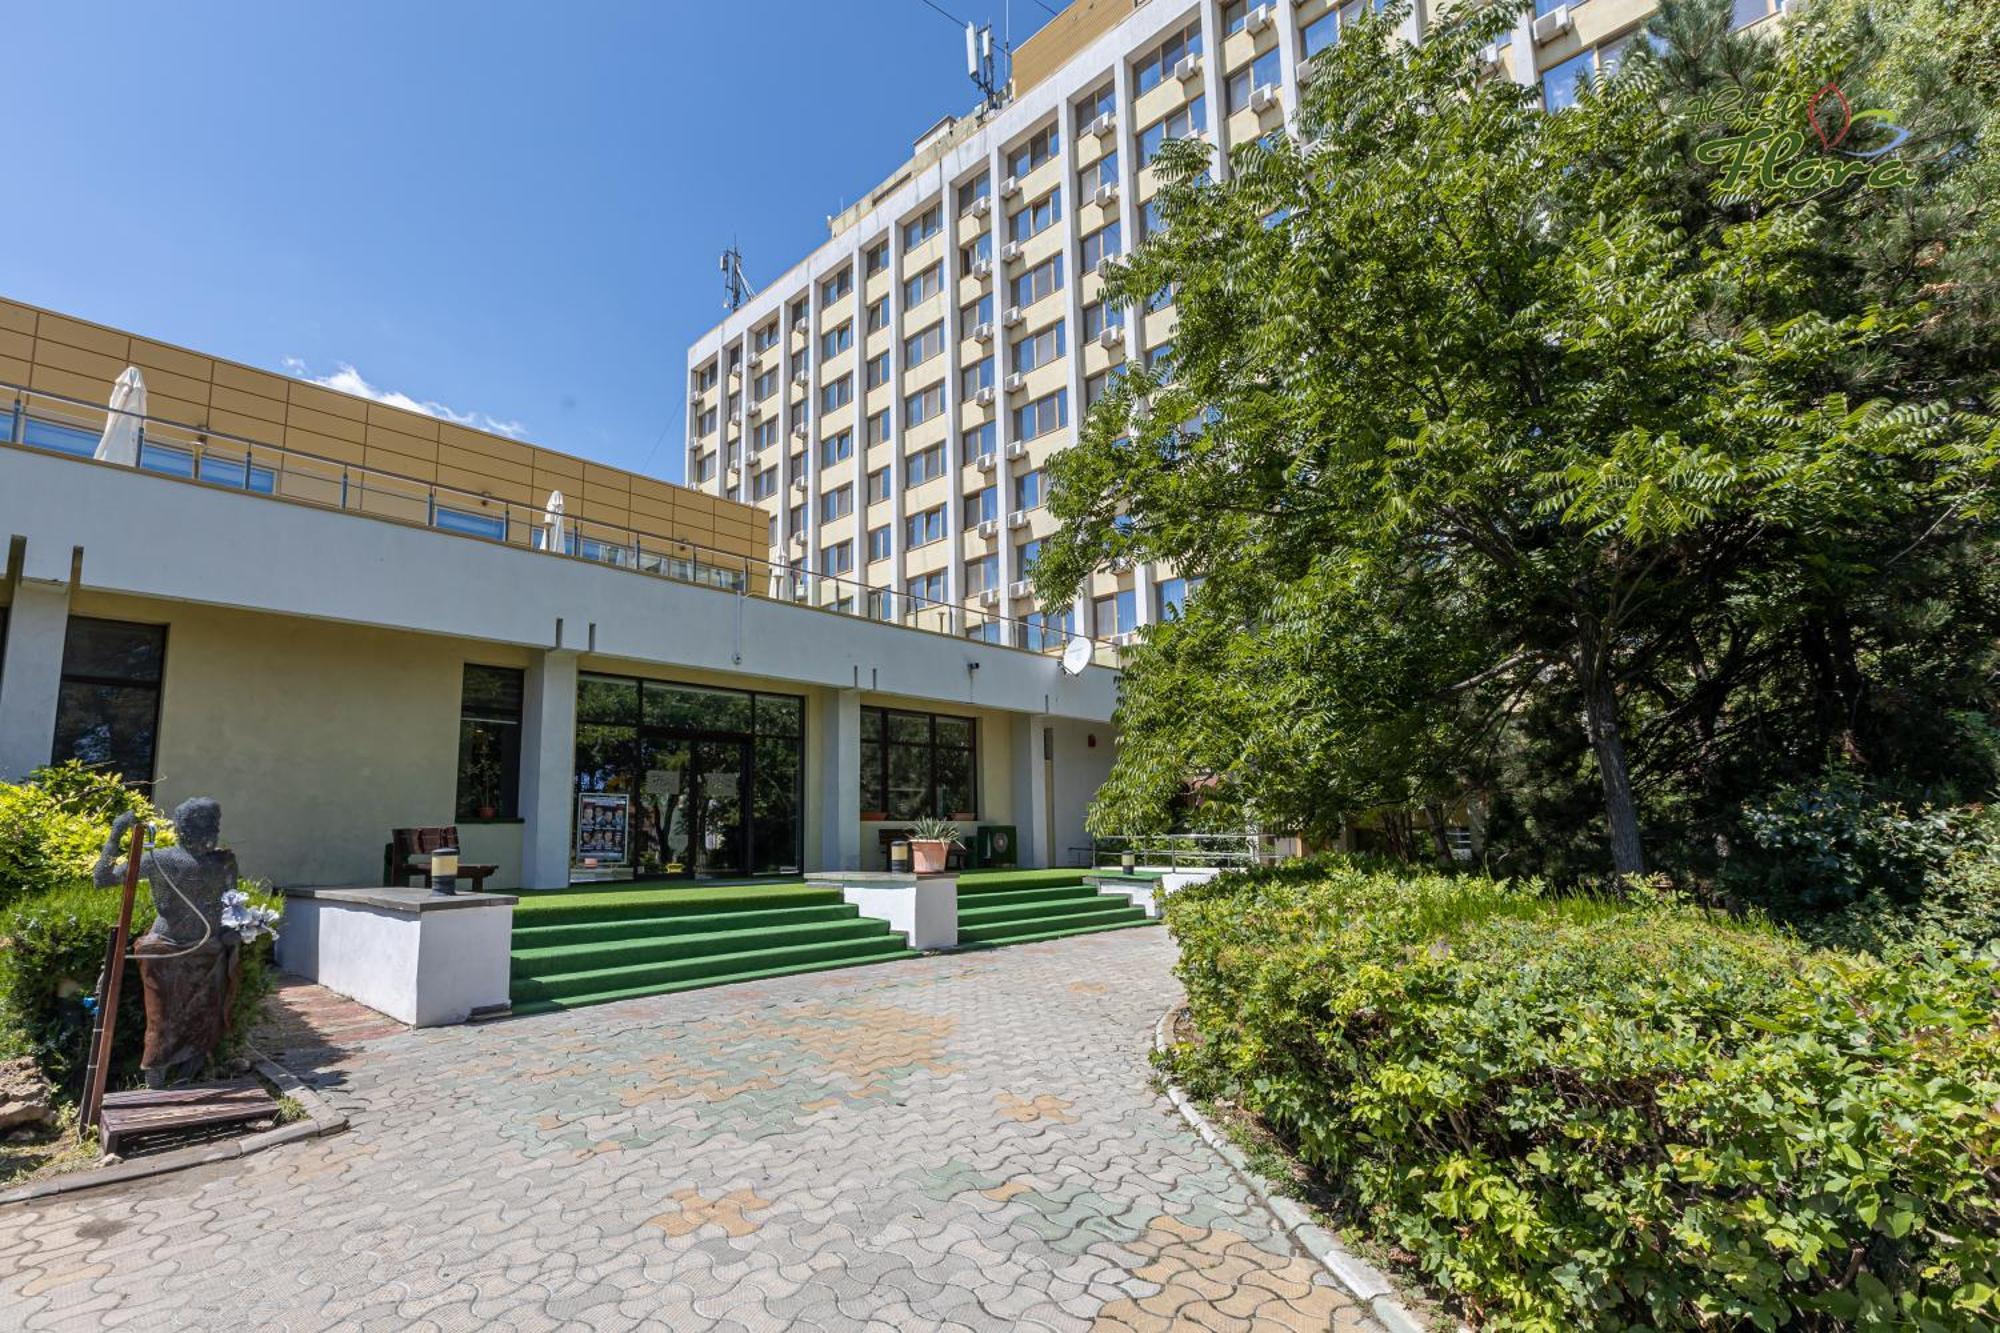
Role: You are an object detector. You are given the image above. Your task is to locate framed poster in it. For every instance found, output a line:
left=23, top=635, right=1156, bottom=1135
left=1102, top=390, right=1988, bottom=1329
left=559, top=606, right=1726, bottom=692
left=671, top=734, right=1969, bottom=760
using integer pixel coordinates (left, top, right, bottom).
left=576, top=792, right=630, bottom=862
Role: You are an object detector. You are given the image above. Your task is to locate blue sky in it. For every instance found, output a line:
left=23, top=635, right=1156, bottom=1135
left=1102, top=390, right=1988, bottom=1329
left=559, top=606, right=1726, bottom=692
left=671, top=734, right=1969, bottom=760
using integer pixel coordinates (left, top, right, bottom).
left=3, top=1, right=1056, bottom=483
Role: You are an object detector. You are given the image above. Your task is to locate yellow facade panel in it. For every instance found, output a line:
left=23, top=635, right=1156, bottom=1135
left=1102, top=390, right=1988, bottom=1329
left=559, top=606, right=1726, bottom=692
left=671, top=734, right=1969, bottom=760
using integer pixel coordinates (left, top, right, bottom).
left=34, top=313, right=129, bottom=360
left=282, top=402, right=365, bottom=446
left=27, top=362, right=114, bottom=407
left=146, top=393, right=210, bottom=427
left=531, top=449, right=584, bottom=481
left=363, top=422, right=438, bottom=460
left=136, top=366, right=215, bottom=411
left=0, top=327, right=32, bottom=365
left=626, top=476, right=682, bottom=505
left=360, top=445, right=435, bottom=480
left=287, top=380, right=369, bottom=423
left=285, top=428, right=367, bottom=466
left=208, top=381, right=287, bottom=427
left=0, top=301, right=37, bottom=337
left=209, top=360, right=293, bottom=402
left=205, top=409, right=286, bottom=447
left=127, top=338, right=213, bottom=383
left=437, top=421, right=530, bottom=466
left=0, top=354, right=30, bottom=386
left=32, top=335, right=128, bottom=386
left=436, top=442, right=532, bottom=486
left=582, top=462, right=633, bottom=492
left=366, top=400, right=441, bottom=441
left=434, top=464, right=532, bottom=507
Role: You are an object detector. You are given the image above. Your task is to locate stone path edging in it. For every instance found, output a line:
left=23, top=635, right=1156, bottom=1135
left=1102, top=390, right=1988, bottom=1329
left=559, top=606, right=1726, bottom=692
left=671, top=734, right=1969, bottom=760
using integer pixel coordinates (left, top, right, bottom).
left=1152, top=1007, right=1430, bottom=1333
left=0, top=1045, right=348, bottom=1206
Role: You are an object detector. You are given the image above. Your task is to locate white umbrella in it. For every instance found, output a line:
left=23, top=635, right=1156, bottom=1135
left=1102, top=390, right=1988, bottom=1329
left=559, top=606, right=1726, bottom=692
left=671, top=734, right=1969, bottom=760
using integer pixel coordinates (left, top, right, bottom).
left=543, top=490, right=567, bottom=553
left=92, top=366, right=147, bottom=466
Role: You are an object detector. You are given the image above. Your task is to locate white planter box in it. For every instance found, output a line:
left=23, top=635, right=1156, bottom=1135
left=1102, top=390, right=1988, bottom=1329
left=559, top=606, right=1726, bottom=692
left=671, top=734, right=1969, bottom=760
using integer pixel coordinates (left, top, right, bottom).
left=277, top=886, right=516, bottom=1026
left=808, top=871, right=958, bottom=950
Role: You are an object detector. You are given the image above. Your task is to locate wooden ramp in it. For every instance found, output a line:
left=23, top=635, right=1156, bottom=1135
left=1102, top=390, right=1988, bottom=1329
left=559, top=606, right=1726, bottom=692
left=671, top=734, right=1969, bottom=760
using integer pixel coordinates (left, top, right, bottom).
left=99, top=1080, right=279, bottom=1156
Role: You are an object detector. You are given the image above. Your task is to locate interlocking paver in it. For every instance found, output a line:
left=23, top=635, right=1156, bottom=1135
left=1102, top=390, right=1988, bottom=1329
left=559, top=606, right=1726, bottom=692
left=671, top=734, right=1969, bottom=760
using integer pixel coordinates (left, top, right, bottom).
left=0, top=929, right=1381, bottom=1330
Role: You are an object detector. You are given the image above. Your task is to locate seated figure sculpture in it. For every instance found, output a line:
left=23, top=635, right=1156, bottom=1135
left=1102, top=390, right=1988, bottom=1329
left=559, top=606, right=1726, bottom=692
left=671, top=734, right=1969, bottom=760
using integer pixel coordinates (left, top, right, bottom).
left=94, top=798, right=242, bottom=1087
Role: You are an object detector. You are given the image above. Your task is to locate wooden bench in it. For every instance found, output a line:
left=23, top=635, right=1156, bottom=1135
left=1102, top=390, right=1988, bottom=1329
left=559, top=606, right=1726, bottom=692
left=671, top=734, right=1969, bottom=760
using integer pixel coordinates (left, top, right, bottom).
left=873, top=826, right=969, bottom=871
left=384, top=826, right=499, bottom=892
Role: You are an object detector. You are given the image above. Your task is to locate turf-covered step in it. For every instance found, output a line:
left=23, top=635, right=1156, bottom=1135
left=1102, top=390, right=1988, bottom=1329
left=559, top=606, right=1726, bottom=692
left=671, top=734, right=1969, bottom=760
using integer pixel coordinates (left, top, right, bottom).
left=955, top=870, right=1092, bottom=896
left=957, top=918, right=1160, bottom=950
left=958, top=891, right=1135, bottom=928
left=512, top=931, right=917, bottom=1006
left=510, top=946, right=922, bottom=1016
left=958, top=905, right=1156, bottom=948
left=512, top=902, right=862, bottom=950
left=511, top=915, right=899, bottom=978
left=509, top=882, right=837, bottom=927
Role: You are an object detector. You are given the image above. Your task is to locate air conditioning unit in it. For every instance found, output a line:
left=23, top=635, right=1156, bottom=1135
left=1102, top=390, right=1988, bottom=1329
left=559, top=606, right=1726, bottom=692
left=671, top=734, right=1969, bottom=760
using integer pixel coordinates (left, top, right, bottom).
left=977, top=518, right=1000, bottom=539
left=1002, top=305, right=1025, bottom=327
left=1004, top=372, right=1028, bottom=394
left=1005, top=440, right=1028, bottom=460
left=970, top=195, right=992, bottom=217
left=792, top=367, right=809, bottom=385
left=1174, top=53, right=1202, bottom=83
left=1088, top=112, right=1116, bottom=139
left=1098, top=324, right=1126, bottom=350
left=725, top=466, right=740, bottom=487
left=1000, top=241, right=1024, bottom=264
left=1531, top=5, right=1571, bottom=42
left=791, top=475, right=808, bottom=493
left=1007, top=509, right=1030, bottom=529
left=974, top=385, right=997, bottom=407
left=972, top=256, right=993, bottom=280
left=1478, top=43, right=1505, bottom=73
left=789, top=531, right=806, bottom=548
left=976, top=452, right=997, bottom=471
left=1245, top=3, right=1275, bottom=33
left=1250, top=85, right=1280, bottom=114
left=1110, top=554, right=1134, bottom=573
left=1008, top=580, right=1032, bottom=599
left=1092, top=181, right=1119, bottom=207
left=972, top=321, right=995, bottom=343
left=979, top=587, right=1000, bottom=607
left=1000, top=174, right=1022, bottom=198
left=791, top=421, right=808, bottom=439
left=1111, top=629, right=1139, bottom=647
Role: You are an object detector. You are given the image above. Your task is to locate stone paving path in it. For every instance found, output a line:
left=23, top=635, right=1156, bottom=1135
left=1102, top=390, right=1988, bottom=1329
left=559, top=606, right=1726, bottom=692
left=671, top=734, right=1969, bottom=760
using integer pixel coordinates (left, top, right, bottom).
left=0, top=929, right=1378, bottom=1331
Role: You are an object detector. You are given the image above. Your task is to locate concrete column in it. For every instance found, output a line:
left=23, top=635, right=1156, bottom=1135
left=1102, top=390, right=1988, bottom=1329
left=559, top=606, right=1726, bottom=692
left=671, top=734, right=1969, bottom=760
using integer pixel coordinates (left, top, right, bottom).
left=1010, top=713, right=1053, bottom=869
left=816, top=687, right=862, bottom=871
left=518, top=648, right=579, bottom=890
left=0, top=579, right=70, bottom=781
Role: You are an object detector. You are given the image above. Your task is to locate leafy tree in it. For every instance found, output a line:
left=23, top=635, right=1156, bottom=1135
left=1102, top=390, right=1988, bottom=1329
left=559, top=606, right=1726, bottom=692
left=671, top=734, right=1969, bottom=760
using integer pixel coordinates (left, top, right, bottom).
left=1037, top=0, right=1998, bottom=879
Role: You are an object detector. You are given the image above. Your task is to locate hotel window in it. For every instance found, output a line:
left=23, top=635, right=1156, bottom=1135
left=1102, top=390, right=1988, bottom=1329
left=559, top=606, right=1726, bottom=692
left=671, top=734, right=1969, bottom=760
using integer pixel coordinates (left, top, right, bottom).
left=1023, top=607, right=1073, bottom=652
left=905, top=383, right=945, bottom=427
left=790, top=449, right=807, bottom=480
left=904, top=321, right=945, bottom=367
left=824, top=540, right=854, bottom=576
left=789, top=295, right=810, bottom=325
left=1302, top=10, right=1339, bottom=58
left=456, top=664, right=524, bottom=820
left=1148, top=341, right=1177, bottom=380
left=861, top=708, right=977, bottom=820
left=1008, top=189, right=1063, bottom=245
left=1155, top=577, right=1190, bottom=620
left=821, top=322, right=853, bottom=358
left=908, top=570, right=948, bottom=606
left=1138, top=97, right=1206, bottom=166
left=789, top=502, right=806, bottom=532
left=1017, top=537, right=1044, bottom=573
left=966, top=554, right=998, bottom=593
left=866, top=298, right=890, bottom=334
left=1089, top=151, right=1120, bottom=192
left=903, top=263, right=943, bottom=307
left=866, top=353, right=891, bottom=390
left=1134, top=21, right=1203, bottom=95
left=960, top=234, right=992, bottom=278
left=1542, top=51, right=1594, bottom=112
left=1010, top=254, right=1064, bottom=308
left=1011, top=323, right=1066, bottom=375
left=821, top=375, right=853, bottom=411
left=867, top=467, right=891, bottom=503
left=1081, top=222, right=1121, bottom=275
left=967, top=485, right=999, bottom=524
left=958, top=173, right=990, bottom=213
left=1013, top=468, right=1044, bottom=511
left=961, top=358, right=994, bottom=396
left=754, top=367, right=777, bottom=399
left=53, top=617, right=166, bottom=786
left=694, top=453, right=717, bottom=484
left=865, top=240, right=891, bottom=276
left=1014, top=390, right=1068, bottom=443
left=821, top=485, right=853, bottom=522
left=753, top=469, right=779, bottom=500
left=868, top=525, right=892, bottom=562
left=820, top=268, right=852, bottom=303
left=1081, top=300, right=1124, bottom=340
left=695, top=362, right=719, bottom=391
left=753, top=323, right=780, bottom=353
left=752, top=418, right=779, bottom=449
left=1079, top=81, right=1116, bottom=122
left=961, top=294, right=994, bottom=330
left=820, top=430, right=853, bottom=467
left=694, top=406, right=718, bottom=436
left=905, top=506, right=946, bottom=548
left=1094, top=589, right=1138, bottom=636
left=1222, top=0, right=1251, bottom=33
left=1084, top=369, right=1114, bottom=408
left=906, top=443, right=947, bottom=487
left=962, top=421, right=996, bottom=463
left=866, top=409, right=892, bottom=446
left=1007, top=123, right=1059, bottom=178
left=727, top=347, right=743, bottom=374
left=902, top=205, right=942, bottom=250
left=1227, top=49, right=1281, bottom=114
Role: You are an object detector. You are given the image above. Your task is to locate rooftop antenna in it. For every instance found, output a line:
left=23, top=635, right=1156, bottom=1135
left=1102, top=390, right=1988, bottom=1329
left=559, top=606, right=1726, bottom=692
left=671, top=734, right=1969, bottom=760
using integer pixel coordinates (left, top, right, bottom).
left=967, top=21, right=1003, bottom=113
left=720, top=243, right=755, bottom=312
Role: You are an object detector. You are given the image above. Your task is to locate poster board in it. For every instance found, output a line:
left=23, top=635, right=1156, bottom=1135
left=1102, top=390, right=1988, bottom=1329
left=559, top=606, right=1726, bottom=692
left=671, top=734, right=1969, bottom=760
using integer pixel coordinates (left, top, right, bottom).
left=576, top=792, right=630, bottom=863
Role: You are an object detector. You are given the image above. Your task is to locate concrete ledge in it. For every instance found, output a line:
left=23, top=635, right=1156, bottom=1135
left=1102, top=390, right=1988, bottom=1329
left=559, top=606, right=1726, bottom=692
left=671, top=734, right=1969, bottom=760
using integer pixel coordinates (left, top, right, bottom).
left=277, top=886, right=513, bottom=1026
left=1152, top=1008, right=1430, bottom=1332
left=0, top=1046, right=347, bottom=1207
left=807, top=871, right=958, bottom=950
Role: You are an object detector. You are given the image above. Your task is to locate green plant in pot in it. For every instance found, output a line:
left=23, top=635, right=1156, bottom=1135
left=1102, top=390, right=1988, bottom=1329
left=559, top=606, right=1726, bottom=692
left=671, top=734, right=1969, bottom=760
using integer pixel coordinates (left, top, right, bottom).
left=907, top=817, right=961, bottom=874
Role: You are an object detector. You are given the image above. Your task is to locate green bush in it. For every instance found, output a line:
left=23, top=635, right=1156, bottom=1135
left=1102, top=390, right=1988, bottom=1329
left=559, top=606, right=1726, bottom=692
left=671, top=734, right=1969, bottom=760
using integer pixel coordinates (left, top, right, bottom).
left=1166, top=860, right=2000, bottom=1330
left=0, top=762, right=160, bottom=911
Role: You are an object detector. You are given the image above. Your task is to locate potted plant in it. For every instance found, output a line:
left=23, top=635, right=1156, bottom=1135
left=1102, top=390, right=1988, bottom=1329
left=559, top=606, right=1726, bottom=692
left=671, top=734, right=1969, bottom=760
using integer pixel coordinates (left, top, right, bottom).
left=906, top=817, right=961, bottom=875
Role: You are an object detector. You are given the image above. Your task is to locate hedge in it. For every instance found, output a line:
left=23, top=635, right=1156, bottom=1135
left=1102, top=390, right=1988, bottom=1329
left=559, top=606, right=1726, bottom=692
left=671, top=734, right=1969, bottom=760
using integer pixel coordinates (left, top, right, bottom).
left=1165, top=861, right=2000, bottom=1330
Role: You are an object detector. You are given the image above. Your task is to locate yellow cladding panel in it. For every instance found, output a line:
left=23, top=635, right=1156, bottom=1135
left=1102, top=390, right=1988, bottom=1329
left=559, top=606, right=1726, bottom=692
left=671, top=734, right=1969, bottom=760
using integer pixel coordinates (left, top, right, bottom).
left=34, top=312, right=129, bottom=360
left=368, top=400, right=441, bottom=441
left=209, top=384, right=288, bottom=428
left=583, top=462, right=633, bottom=492
left=206, top=409, right=287, bottom=447
left=286, top=402, right=366, bottom=446
left=28, top=362, right=114, bottom=406
left=0, top=301, right=37, bottom=337
left=148, top=393, right=210, bottom=427
left=438, top=421, right=530, bottom=466
left=364, top=422, right=438, bottom=461
left=435, top=464, right=532, bottom=506
left=127, top=338, right=213, bottom=382
left=33, top=336, right=128, bottom=386
left=287, top=379, right=368, bottom=423
left=210, top=360, right=293, bottom=402
left=0, top=327, right=31, bottom=363
left=361, top=444, right=435, bottom=480
left=283, top=427, right=366, bottom=466
left=1011, top=0, right=1130, bottom=98
left=0, top=355, right=29, bottom=386
left=134, top=364, right=214, bottom=408
left=532, top=449, right=584, bottom=481
left=437, top=441, right=532, bottom=487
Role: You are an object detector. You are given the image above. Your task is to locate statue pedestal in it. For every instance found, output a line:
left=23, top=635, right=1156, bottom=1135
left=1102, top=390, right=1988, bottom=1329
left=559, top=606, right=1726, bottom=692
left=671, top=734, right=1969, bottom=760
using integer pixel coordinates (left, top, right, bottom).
left=277, top=887, right=516, bottom=1026
left=806, top=871, right=958, bottom=951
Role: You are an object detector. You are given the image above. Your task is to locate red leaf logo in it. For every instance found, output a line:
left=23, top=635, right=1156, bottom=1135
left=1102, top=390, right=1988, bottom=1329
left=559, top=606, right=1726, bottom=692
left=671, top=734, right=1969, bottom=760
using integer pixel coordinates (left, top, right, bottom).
left=1807, top=83, right=1852, bottom=149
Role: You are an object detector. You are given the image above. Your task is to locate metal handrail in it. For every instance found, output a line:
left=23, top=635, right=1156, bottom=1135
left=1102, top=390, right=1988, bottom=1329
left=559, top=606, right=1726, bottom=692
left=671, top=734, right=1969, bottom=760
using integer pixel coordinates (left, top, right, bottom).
left=1086, top=832, right=1283, bottom=870
left=1, top=380, right=1122, bottom=668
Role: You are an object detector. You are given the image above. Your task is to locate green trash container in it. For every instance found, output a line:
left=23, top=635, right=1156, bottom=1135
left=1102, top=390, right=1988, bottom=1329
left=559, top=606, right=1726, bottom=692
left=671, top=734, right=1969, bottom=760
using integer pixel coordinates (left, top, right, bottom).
left=977, top=824, right=1019, bottom=868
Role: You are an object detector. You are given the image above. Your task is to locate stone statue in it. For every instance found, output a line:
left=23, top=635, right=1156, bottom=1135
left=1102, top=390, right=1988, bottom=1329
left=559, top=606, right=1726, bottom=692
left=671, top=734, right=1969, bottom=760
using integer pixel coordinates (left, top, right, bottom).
left=94, top=798, right=242, bottom=1087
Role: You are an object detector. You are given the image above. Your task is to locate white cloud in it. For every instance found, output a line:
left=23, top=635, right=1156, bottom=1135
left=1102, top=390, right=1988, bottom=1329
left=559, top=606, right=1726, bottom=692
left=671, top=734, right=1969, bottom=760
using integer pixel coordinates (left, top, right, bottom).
left=281, top=358, right=528, bottom=439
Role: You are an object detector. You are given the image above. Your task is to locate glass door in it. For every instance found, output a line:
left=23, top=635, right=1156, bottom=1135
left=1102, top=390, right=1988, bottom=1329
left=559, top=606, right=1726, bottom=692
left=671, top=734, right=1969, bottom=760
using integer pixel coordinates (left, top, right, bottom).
left=690, top=738, right=749, bottom=877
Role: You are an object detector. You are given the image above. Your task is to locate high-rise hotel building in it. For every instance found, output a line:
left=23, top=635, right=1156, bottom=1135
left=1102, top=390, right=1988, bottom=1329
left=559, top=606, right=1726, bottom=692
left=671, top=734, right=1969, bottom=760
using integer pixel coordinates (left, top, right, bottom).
left=684, top=0, right=1789, bottom=653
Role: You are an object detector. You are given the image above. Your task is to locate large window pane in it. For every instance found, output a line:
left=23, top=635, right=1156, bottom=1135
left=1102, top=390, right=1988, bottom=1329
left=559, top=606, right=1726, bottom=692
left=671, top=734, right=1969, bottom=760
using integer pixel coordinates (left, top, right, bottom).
left=62, top=617, right=166, bottom=683
left=752, top=735, right=803, bottom=874
left=457, top=664, right=523, bottom=819
left=644, top=681, right=752, bottom=734
left=577, top=675, right=640, bottom=725
left=54, top=618, right=166, bottom=785
left=861, top=706, right=980, bottom=820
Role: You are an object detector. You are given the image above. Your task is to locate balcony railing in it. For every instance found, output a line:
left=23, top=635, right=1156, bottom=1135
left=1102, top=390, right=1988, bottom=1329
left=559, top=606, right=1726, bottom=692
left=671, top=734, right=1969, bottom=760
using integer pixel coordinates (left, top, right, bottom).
left=2, top=382, right=1123, bottom=669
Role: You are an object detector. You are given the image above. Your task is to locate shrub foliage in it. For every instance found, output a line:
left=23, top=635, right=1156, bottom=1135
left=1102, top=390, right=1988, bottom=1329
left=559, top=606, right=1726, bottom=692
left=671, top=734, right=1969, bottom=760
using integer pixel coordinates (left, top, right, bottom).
left=1166, top=861, right=2000, bottom=1329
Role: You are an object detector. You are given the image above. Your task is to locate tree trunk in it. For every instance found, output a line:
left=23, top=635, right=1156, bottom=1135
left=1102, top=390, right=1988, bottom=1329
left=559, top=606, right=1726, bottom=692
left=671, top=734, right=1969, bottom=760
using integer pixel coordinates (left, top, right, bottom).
left=1423, top=801, right=1453, bottom=864
left=1576, top=624, right=1647, bottom=878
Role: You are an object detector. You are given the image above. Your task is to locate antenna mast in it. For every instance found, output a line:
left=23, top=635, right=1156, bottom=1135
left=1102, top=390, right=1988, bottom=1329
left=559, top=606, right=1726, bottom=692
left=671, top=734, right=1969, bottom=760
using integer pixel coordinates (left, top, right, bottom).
left=720, top=244, right=755, bottom=312
left=966, top=22, right=1003, bottom=113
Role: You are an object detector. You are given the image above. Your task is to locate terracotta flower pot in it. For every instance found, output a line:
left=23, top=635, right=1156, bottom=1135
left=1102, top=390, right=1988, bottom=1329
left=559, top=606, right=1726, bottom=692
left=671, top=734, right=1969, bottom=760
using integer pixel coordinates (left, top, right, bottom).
left=910, top=839, right=950, bottom=874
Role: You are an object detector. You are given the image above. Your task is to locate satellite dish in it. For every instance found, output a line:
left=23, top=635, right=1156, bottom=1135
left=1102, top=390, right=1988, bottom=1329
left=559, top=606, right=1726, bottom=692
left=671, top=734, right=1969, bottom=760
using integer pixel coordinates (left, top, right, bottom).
left=1060, top=636, right=1093, bottom=676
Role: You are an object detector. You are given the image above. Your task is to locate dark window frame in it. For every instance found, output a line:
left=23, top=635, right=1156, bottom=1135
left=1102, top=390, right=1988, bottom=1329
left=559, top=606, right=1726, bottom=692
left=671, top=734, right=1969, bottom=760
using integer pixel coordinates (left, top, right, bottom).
left=54, top=616, right=168, bottom=787
left=860, top=706, right=978, bottom=819
left=456, top=663, right=525, bottom=820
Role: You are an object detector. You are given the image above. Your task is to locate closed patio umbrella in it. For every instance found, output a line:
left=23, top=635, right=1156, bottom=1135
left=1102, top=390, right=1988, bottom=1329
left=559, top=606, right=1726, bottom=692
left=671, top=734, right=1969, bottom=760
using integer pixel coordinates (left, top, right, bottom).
left=92, top=366, right=147, bottom=466
left=543, top=490, right=567, bottom=554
